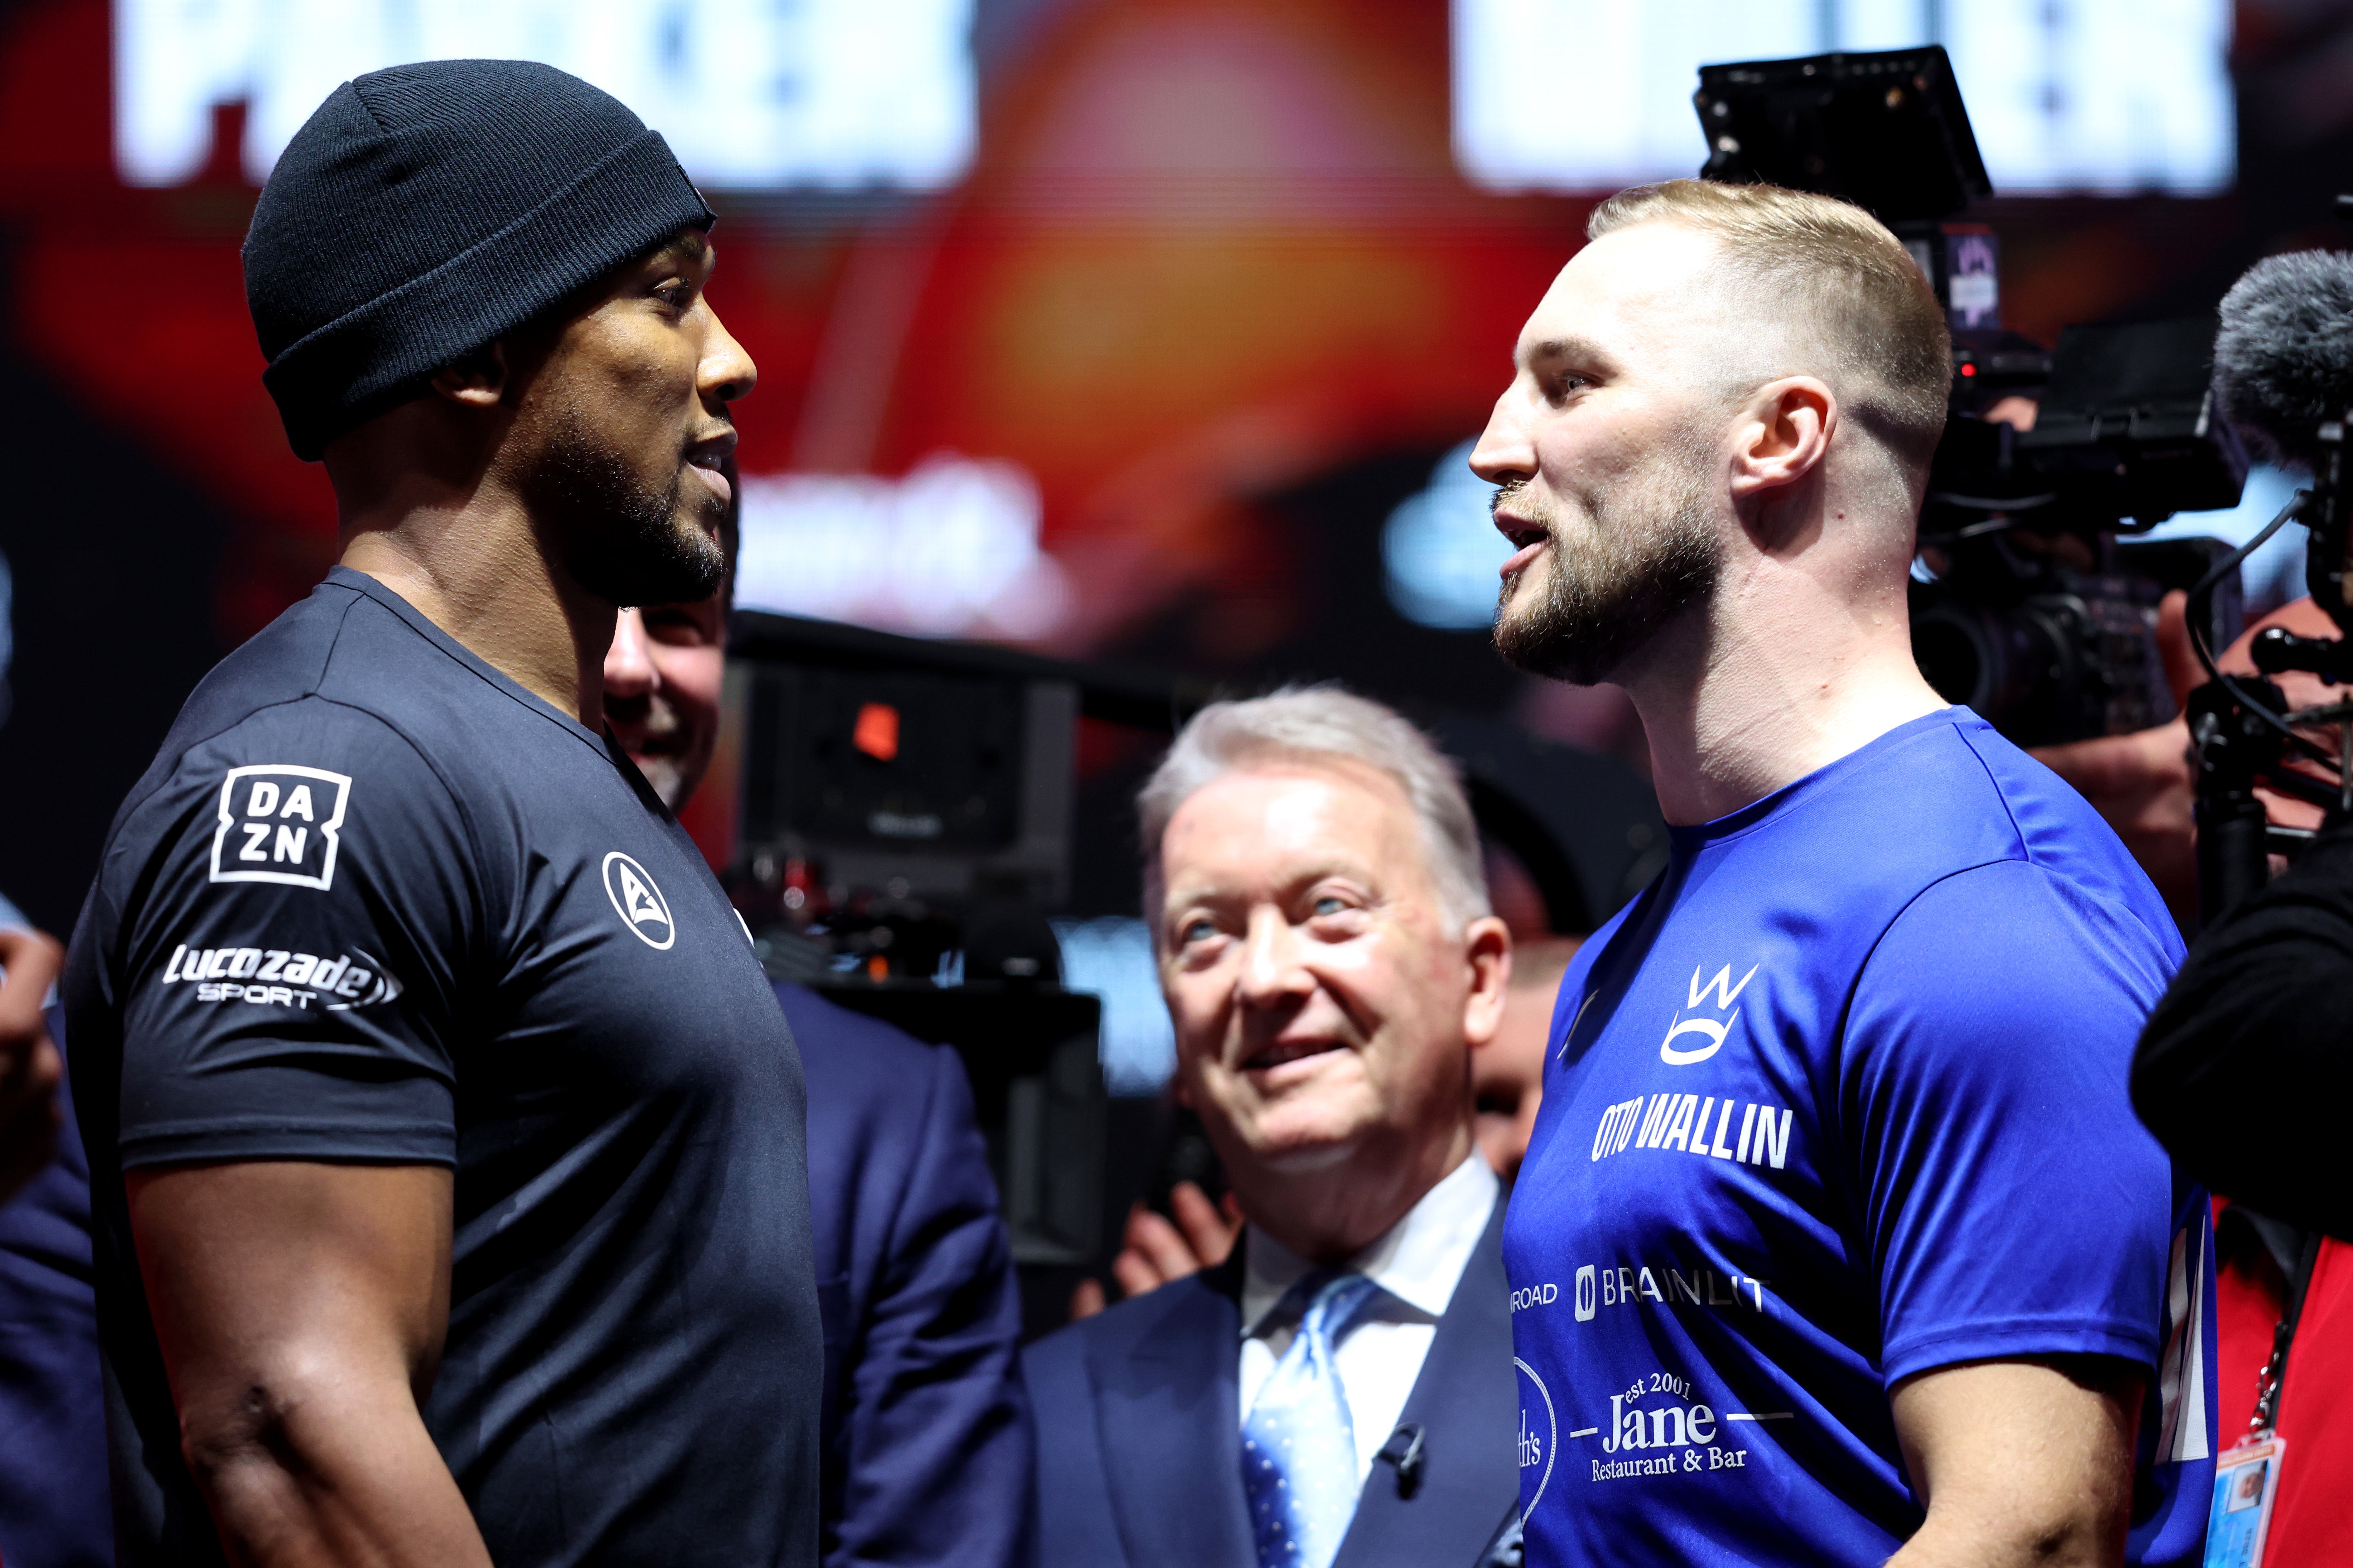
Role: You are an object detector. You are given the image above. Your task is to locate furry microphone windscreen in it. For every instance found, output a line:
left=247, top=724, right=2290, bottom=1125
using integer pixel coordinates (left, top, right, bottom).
left=2215, top=249, right=2353, bottom=472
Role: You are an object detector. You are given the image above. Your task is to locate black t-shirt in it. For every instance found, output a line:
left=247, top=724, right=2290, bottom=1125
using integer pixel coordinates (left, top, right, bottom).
left=64, top=567, right=819, bottom=1567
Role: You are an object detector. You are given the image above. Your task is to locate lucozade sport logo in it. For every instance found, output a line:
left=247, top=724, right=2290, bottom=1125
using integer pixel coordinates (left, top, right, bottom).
left=210, top=766, right=352, bottom=891
left=158, top=943, right=402, bottom=1011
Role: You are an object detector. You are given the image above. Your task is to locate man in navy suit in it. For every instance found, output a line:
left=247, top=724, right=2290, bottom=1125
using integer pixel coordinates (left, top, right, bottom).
left=0, top=918, right=110, bottom=1568
left=602, top=514, right=1031, bottom=1568
left=1026, top=688, right=1520, bottom=1568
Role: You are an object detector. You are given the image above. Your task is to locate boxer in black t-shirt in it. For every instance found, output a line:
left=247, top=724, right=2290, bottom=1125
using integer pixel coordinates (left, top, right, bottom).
left=63, top=61, right=817, bottom=1567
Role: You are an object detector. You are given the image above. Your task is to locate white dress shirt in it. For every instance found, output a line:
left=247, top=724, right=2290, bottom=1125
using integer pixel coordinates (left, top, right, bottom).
left=1237, top=1153, right=1500, bottom=1483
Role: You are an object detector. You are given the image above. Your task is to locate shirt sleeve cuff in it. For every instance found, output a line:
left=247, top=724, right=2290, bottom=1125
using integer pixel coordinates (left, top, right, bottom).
left=1880, top=1317, right=2161, bottom=1388
left=117, top=1118, right=457, bottom=1171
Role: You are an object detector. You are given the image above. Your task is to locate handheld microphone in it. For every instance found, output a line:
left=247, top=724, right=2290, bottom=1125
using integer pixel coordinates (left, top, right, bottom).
left=2214, top=249, right=2353, bottom=471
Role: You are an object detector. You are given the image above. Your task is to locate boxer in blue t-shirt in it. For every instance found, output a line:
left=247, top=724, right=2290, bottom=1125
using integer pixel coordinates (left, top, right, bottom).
left=1467, top=180, right=2215, bottom=1568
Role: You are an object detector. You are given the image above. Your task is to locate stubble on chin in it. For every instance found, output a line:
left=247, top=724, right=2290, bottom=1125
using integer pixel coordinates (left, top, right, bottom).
left=1490, top=462, right=1720, bottom=687
left=532, top=408, right=725, bottom=608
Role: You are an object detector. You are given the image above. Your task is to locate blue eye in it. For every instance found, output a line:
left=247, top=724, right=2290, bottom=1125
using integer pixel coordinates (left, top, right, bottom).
left=1312, top=896, right=1348, bottom=917
left=1181, top=917, right=1218, bottom=945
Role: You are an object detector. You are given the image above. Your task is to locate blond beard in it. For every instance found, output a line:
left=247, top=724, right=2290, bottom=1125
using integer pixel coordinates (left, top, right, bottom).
left=1493, top=445, right=1721, bottom=686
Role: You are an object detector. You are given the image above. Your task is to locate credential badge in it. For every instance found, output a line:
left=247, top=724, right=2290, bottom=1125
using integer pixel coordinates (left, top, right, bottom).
left=209, top=765, right=353, bottom=891
left=602, top=851, right=676, bottom=950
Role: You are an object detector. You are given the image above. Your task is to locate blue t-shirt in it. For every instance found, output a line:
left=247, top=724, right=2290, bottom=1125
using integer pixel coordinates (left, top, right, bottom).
left=63, top=568, right=820, bottom=1567
left=1503, top=708, right=2216, bottom=1567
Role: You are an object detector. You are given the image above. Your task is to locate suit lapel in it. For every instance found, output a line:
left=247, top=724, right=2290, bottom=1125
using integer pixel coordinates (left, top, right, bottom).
left=1332, top=1196, right=1520, bottom=1568
left=1089, top=1257, right=1257, bottom=1568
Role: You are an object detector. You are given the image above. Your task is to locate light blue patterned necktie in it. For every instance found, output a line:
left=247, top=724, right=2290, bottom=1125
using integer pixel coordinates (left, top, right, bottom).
left=1242, top=1270, right=1384, bottom=1568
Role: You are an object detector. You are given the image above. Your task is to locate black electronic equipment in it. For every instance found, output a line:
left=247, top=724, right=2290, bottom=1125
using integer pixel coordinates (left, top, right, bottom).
left=2013, top=319, right=2251, bottom=520
left=1696, top=47, right=1995, bottom=327
left=733, top=623, right=1077, bottom=916
left=725, top=610, right=1111, bottom=1290
left=1695, top=46, right=1989, bottom=226
left=2179, top=241, right=2353, bottom=924
left=1695, top=48, right=2251, bottom=747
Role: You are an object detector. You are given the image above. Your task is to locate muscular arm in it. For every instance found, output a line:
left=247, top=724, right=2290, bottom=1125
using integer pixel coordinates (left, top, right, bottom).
left=1887, top=1357, right=2142, bottom=1568
left=128, top=1161, right=491, bottom=1567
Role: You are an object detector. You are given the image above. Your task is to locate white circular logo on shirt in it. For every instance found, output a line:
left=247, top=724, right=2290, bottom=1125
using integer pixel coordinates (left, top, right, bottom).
left=602, top=852, right=676, bottom=950
left=1514, top=1357, right=1558, bottom=1514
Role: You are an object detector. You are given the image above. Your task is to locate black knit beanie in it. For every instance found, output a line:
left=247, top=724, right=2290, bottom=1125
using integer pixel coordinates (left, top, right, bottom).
left=243, top=59, right=715, bottom=462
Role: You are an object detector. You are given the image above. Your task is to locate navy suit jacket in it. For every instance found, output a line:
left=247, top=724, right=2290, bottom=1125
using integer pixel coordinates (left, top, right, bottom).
left=1023, top=1191, right=1517, bottom=1568
left=777, top=982, right=1033, bottom=1568
left=0, top=1010, right=111, bottom=1568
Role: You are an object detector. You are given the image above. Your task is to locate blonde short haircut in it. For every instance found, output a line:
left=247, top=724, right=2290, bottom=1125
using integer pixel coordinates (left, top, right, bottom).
left=1137, top=686, right=1491, bottom=939
left=1588, top=180, right=1952, bottom=475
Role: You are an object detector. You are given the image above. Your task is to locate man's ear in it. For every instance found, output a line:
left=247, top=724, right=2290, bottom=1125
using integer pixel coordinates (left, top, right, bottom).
left=1728, top=377, right=1836, bottom=501
left=429, top=340, right=511, bottom=408
left=1462, top=916, right=1513, bottom=1051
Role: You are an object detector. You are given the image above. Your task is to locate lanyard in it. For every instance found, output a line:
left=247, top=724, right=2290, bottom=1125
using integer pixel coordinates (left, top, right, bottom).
left=2248, top=1231, right=2324, bottom=1437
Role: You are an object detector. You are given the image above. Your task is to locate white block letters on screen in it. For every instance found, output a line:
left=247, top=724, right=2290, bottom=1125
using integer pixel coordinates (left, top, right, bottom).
left=113, top=0, right=978, bottom=192
left=1450, top=0, right=2233, bottom=197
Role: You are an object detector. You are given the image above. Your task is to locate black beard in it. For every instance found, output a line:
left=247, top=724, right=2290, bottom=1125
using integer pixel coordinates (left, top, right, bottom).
left=1491, top=459, right=1721, bottom=686
left=533, top=409, right=725, bottom=608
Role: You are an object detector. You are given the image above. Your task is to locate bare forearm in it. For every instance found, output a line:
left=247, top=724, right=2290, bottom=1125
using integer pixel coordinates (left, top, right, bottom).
left=190, top=1388, right=491, bottom=1568
left=131, top=1162, right=478, bottom=1568
left=1887, top=1359, right=2137, bottom=1568
left=1885, top=1505, right=2123, bottom=1568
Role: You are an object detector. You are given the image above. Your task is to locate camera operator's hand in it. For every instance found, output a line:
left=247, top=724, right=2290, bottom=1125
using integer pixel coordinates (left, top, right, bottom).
left=2032, top=594, right=2346, bottom=933
left=2214, top=595, right=2345, bottom=835
left=0, top=926, right=65, bottom=1203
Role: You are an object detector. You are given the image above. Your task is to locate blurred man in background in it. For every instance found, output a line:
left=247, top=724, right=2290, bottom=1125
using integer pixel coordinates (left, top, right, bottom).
left=1025, top=688, right=1519, bottom=1568
left=1470, top=934, right=1575, bottom=1185
left=1475, top=179, right=2212, bottom=1568
left=602, top=485, right=1033, bottom=1568
left=0, top=915, right=106, bottom=1568
left=0, top=918, right=60, bottom=1202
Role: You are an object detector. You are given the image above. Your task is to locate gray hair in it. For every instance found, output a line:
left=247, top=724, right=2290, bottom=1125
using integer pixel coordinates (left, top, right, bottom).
left=1137, top=686, right=1491, bottom=936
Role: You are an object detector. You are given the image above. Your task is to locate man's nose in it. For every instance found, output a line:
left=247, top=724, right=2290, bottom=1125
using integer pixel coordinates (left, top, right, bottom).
left=701, top=303, right=759, bottom=408
left=1469, top=385, right=1536, bottom=487
left=605, top=608, right=657, bottom=697
left=1236, top=907, right=1312, bottom=1008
